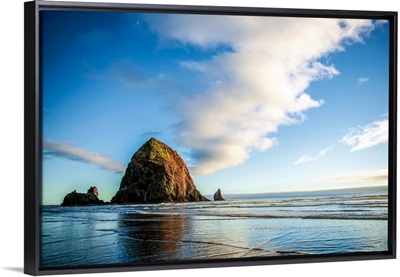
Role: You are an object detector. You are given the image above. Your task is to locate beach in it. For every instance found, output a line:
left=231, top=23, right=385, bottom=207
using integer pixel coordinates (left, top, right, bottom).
left=41, top=186, right=388, bottom=268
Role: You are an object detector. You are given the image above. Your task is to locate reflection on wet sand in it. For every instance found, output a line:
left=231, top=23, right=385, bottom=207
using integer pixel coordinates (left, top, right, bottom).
left=117, top=213, right=274, bottom=262
left=117, top=213, right=188, bottom=262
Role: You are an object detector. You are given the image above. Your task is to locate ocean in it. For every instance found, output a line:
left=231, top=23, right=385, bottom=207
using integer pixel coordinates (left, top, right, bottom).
left=40, top=186, right=388, bottom=268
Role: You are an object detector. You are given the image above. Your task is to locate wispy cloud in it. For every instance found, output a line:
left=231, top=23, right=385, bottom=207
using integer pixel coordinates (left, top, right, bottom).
left=294, top=146, right=334, bottom=165
left=85, top=59, right=179, bottom=89
left=147, top=15, right=375, bottom=176
left=320, top=169, right=388, bottom=183
left=179, top=61, right=207, bottom=72
left=357, top=77, right=369, bottom=85
left=109, top=59, right=146, bottom=85
left=341, top=118, right=388, bottom=152
left=43, top=140, right=126, bottom=173
left=374, top=20, right=388, bottom=27
left=140, top=131, right=163, bottom=138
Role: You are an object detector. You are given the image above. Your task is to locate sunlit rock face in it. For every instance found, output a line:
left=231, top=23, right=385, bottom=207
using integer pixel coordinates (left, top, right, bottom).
left=111, top=138, right=209, bottom=204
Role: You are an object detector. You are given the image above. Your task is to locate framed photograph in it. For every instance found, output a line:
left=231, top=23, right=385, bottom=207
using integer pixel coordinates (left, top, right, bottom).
left=24, top=0, right=397, bottom=275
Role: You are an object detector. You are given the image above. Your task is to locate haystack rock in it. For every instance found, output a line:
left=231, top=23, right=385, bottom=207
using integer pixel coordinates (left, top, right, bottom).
left=111, top=138, right=209, bottom=204
left=213, top=188, right=225, bottom=201
left=61, top=186, right=105, bottom=206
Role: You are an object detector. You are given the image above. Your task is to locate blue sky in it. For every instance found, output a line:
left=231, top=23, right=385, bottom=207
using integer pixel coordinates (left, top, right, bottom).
left=41, top=11, right=390, bottom=204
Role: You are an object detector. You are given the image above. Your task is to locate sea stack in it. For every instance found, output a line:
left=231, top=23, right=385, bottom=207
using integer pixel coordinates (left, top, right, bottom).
left=111, top=138, right=209, bottom=204
left=87, top=186, right=99, bottom=198
left=213, top=188, right=225, bottom=201
left=61, top=186, right=105, bottom=206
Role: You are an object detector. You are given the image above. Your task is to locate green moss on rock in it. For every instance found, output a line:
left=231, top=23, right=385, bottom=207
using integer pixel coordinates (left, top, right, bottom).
left=145, top=138, right=170, bottom=162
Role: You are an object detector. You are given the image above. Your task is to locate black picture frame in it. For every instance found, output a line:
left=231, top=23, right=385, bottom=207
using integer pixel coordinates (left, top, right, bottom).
left=24, top=0, right=397, bottom=275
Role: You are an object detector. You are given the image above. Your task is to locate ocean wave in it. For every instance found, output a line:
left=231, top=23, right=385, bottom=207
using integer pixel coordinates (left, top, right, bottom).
left=215, top=213, right=388, bottom=220
left=114, top=210, right=388, bottom=220
left=41, top=193, right=388, bottom=222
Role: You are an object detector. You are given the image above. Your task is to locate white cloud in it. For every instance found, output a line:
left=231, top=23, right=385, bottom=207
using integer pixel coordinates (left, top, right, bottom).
left=321, top=169, right=388, bottom=183
left=179, top=61, right=207, bottom=72
left=147, top=15, right=375, bottom=176
left=374, top=20, right=389, bottom=27
left=357, top=77, right=369, bottom=85
left=294, top=146, right=334, bottom=165
left=341, top=118, right=388, bottom=152
left=43, top=140, right=126, bottom=173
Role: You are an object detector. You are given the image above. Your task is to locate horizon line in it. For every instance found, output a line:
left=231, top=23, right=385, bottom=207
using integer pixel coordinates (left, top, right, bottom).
left=42, top=184, right=388, bottom=206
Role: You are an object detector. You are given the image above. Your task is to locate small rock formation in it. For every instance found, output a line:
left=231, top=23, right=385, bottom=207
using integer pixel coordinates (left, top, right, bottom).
left=61, top=186, right=106, bottom=206
left=87, top=186, right=99, bottom=198
left=213, top=188, right=225, bottom=201
left=111, top=137, right=209, bottom=204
